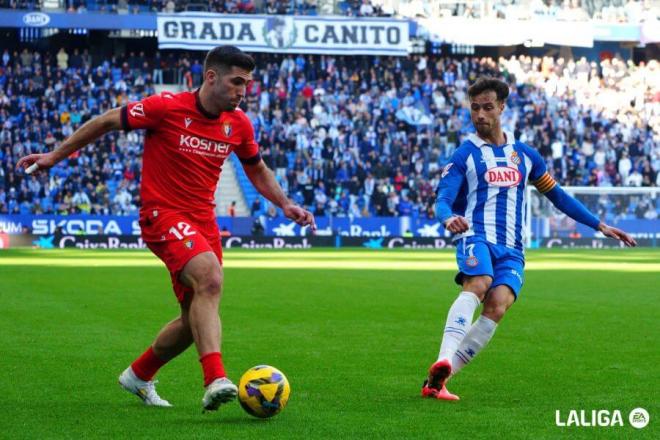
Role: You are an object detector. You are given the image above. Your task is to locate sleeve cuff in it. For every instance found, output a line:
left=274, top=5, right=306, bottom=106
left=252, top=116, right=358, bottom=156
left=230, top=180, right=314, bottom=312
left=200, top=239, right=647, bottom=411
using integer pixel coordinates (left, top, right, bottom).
left=238, top=153, right=261, bottom=166
left=120, top=106, right=131, bottom=131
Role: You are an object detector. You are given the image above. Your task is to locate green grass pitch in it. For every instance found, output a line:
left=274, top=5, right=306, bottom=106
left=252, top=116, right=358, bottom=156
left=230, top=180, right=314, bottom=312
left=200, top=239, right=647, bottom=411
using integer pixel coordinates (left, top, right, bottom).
left=1, top=248, right=658, bottom=439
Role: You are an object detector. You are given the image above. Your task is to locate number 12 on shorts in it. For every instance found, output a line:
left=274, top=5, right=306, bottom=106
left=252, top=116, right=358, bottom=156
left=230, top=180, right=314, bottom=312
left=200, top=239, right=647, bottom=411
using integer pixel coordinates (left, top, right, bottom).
left=169, top=222, right=196, bottom=240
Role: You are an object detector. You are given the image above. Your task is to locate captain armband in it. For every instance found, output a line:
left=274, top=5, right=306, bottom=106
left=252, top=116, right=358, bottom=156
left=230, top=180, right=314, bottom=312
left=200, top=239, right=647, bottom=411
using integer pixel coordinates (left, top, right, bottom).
left=532, top=172, right=557, bottom=194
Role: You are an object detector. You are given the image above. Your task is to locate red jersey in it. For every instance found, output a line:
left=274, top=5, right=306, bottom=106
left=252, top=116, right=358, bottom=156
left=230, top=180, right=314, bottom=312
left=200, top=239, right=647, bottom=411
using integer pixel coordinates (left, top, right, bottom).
left=121, top=90, right=260, bottom=215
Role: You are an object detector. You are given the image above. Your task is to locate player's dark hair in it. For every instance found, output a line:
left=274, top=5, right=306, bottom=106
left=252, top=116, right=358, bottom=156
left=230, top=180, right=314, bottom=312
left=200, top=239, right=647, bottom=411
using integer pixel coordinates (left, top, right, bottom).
left=468, top=77, right=509, bottom=102
left=203, top=45, right=255, bottom=74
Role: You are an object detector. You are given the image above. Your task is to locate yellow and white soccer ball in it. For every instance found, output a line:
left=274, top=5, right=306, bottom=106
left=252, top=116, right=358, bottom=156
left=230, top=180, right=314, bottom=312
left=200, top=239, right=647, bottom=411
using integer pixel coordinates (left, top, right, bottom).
left=238, top=365, right=290, bottom=418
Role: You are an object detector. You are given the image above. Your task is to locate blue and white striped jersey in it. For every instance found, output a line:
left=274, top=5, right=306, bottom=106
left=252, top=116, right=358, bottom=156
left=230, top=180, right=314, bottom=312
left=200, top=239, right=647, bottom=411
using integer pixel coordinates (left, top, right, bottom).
left=436, top=131, right=556, bottom=251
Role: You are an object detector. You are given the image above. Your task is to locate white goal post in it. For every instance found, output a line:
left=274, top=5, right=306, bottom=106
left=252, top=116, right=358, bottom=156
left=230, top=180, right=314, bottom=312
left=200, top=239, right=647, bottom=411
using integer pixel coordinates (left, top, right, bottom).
left=525, top=186, right=660, bottom=248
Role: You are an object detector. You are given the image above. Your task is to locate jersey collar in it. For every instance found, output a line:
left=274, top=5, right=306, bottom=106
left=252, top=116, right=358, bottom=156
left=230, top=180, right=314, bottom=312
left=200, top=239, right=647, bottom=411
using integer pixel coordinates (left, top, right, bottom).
left=467, top=130, right=515, bottom=148
left=194, top=89, right=220, bottom=119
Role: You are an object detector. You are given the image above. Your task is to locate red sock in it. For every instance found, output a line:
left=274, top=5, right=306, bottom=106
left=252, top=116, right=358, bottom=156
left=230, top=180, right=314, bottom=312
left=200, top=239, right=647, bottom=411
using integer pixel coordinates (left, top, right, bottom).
left=199, top=352, right=226, bottom=387
left=131, top=347, right=167, bottom=381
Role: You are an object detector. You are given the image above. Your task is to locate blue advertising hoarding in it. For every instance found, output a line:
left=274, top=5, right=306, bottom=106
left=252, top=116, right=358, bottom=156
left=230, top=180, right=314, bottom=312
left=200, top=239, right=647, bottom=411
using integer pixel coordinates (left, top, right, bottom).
left=2, top=215, right=657, bottom=243
left=0, top=10, right=156, bottom=30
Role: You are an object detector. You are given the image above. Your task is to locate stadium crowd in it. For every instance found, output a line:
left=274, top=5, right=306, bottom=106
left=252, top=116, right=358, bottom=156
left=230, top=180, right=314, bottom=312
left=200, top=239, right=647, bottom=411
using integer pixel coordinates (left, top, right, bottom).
left=0, top=47, right=658, bottom=220
left=1, top=0, right=657, bottom=22
left=385, top=0, right=659, bottom=22
left=0, top=0, right=383, bottom=16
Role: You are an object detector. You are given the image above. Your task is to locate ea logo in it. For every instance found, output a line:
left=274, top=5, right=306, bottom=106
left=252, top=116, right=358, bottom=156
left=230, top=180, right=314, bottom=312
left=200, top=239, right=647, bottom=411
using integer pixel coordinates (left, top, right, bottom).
left=485, top=166, right=522, bottom=187
left=629, top=408, right=649, bottom=429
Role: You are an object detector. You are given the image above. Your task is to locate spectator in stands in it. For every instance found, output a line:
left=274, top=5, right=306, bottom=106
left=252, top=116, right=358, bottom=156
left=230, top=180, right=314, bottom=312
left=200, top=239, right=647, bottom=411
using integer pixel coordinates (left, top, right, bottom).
left=250, top=197, right=262, bottom=216
left=251, top=217, right=265, bottom=236
left=152, top=51, right=164, bottom=84
left=56, top=48, right=68, bottom=70
left=359, top=0, right=375, bottom=16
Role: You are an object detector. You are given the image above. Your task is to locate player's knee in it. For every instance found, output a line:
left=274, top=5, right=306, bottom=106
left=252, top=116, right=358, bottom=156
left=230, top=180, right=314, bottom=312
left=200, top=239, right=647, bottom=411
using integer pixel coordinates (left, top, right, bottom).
left=197, top=272, right=223, bottom=297
left=482, top=289, right=515, bottom=322
left=182, top=252, right=224, bottom=298
left=463, top=276, right=492, bottom=298
left=482, top=304, right=507, bottom=322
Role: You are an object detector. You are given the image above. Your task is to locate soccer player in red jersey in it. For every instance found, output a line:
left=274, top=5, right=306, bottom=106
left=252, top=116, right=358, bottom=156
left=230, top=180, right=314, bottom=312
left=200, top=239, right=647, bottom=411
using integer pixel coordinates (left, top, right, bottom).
left=17, top=46, right=315, bottom=411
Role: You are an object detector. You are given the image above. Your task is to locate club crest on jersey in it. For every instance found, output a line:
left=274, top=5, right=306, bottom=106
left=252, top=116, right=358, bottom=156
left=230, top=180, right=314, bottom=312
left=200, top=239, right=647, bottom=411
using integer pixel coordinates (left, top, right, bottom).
left=510, top=151, right=521, bottom=165
left=129, top=103, right=144, bottom=118
left=466, top=256, right=479, bottom=267
left=183, top=239, right=194, bottom=249
left=485, top=166, right=522, bottom=187
left=222, top=122, right=232, bottom=137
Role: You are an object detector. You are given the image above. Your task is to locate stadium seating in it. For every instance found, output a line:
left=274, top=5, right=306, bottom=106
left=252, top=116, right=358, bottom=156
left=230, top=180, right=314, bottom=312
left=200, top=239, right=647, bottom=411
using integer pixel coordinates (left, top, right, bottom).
left=0, top=0, right=320, bottom=14
left=2, top=0, right=656, bottom=21
left=0, top=48, right=658, bottom=217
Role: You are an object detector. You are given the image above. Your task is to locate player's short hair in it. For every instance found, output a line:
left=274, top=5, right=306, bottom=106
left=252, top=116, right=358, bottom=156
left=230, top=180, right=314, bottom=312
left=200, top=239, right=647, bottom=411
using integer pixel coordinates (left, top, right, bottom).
left=468, top=77, right=509, bottom=102
left=203, top=45, right=255, bottom=74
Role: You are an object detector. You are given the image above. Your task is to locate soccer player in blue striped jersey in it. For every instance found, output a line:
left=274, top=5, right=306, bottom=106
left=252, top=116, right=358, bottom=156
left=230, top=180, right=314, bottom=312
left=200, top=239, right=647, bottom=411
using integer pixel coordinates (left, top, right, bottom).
left=421, top=78, right=636, bottom=401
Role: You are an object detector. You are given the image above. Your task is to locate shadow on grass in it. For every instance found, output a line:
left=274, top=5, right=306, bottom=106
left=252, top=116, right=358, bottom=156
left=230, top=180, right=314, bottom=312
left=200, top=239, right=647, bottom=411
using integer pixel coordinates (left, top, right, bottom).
left=166, top=415, right=278, bottom=425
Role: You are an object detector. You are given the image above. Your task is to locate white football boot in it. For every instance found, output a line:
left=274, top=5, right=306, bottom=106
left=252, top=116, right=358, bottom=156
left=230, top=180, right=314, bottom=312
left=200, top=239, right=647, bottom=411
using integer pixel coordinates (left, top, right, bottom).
left=119, top=367, right=172, bottom=407
left=202, top=377, right=238, bottom=411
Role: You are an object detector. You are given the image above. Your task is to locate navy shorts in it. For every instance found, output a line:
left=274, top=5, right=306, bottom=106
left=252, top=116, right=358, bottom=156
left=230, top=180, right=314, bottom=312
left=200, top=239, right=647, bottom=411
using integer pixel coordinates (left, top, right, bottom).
left=454, top=236, right=525, bottom=298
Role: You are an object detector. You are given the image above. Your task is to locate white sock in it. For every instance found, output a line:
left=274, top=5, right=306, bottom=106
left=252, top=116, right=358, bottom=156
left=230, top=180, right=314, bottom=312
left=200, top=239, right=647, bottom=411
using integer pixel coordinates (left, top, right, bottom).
left=438, top=291, right=481, bottom=361
left=452, top=315, right=497, bottom=375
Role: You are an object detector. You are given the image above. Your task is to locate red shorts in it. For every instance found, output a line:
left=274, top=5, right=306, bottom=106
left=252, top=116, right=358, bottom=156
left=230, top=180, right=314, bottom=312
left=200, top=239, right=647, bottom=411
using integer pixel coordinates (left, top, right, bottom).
left=139, top=208, right=223, bottom=303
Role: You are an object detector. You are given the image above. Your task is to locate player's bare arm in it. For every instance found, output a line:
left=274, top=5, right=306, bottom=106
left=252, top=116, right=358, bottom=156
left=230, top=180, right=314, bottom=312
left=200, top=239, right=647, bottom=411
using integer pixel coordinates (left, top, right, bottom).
left=16, top=107, right=122, bottom=174
left=243, top=159, right=316, bottom=230
left=598, top=223, right=637, bottom=247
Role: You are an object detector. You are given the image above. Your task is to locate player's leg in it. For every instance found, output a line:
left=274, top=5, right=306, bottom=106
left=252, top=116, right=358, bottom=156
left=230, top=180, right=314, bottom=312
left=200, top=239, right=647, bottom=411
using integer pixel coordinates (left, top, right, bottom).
left=424, top=275, right=490, bottom=400
left=151, top=301, right=194, bottom=362
left=179, top=253, right=223, bottom=356
left=179, top=251, right=237, bottom=410
left=121, top=213, right=224, bottom=408
left=423, top=238, right=493, bottom=400
left=437, top=275, right=490, bottom=362
left=451, top=285, right=514, bottom=375
left=119, top=295, right=194, bottom=407
left=451, top=253, right=523, bottom=375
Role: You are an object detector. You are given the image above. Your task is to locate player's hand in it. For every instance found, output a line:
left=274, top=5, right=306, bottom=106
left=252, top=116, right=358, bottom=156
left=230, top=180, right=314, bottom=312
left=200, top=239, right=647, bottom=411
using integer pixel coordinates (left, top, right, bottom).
left=444, top=216, right=469, bottom=234
left=283, top=203, right=317, bottom=232
left=598, top=223, right=637, bottom=247
left=16, top=153, right=57, bottom=175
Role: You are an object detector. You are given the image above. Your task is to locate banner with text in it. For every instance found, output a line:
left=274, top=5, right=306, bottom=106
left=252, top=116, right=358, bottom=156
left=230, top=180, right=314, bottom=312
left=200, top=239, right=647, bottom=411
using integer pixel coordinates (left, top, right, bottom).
left=2, top=215, right=656, bottom=244
left=157, top=13, right=409, bottom=55
left=10, top=235, right=655, bottom=250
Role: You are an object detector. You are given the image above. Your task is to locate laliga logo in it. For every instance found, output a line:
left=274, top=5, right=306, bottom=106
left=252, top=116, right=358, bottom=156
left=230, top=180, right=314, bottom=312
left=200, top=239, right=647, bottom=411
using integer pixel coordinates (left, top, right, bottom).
left=485, top=166, right=522, bottom=187
left=555, top=408, right=649, bottom=428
